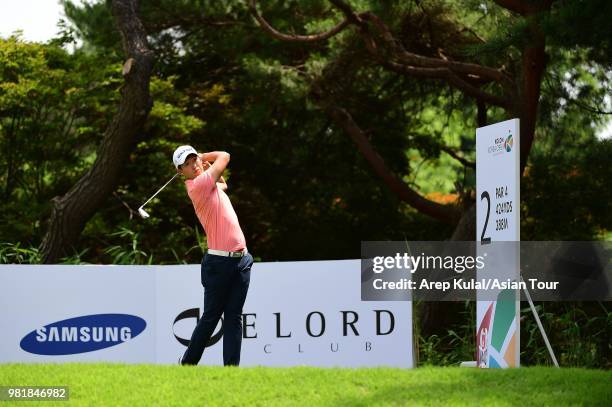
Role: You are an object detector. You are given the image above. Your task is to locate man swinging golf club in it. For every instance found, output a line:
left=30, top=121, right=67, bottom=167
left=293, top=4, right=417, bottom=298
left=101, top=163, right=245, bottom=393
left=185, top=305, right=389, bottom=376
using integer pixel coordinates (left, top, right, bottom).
left=173, top=145, right=253, bottom=366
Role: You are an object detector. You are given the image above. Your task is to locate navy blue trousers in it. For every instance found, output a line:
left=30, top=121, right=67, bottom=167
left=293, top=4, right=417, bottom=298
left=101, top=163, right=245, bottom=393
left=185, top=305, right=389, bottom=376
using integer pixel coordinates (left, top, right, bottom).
left=181, top=252, right=253, bottom=366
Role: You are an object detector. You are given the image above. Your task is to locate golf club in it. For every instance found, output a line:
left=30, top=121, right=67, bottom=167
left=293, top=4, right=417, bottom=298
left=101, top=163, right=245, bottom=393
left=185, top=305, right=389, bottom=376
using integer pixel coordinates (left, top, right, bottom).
left=138, top=173, right=179, bottom=219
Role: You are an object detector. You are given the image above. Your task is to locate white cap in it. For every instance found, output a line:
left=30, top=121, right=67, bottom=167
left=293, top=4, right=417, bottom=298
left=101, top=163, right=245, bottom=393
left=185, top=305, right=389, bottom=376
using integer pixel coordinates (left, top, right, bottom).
left=172, top=145, right=198, bottom=168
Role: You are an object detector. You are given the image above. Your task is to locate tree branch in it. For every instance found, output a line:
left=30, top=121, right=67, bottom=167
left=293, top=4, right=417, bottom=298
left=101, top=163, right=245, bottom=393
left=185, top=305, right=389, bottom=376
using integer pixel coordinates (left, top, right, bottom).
left=380, top=59, right=512, bottom=109
left=249, top=0, right=515, bottom=108
left=360, top=12, right=513, bottom=88
left=568, top=99, right=612, bottom=115
left=440, top=146, right=476, bottom=169
left=248, top=0, right=350, bottom=42
left=323, top=3, right=514, bottom=108
left=313, top=89, right=461, bottom=223
left=328, top=0, right=367, bottom=26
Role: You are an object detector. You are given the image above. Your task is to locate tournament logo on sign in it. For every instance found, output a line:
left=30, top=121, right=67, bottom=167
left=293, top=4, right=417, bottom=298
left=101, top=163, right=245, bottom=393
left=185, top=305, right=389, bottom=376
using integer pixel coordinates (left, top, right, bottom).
left=487, top=130, right=514, bottom=156
left=173, top=308, right=223, bottom=347
left=173, top=308, right=397, bottom=356
left=20, top=314, right=146, bottom=355
left=504, top=134, right=513, bottom=152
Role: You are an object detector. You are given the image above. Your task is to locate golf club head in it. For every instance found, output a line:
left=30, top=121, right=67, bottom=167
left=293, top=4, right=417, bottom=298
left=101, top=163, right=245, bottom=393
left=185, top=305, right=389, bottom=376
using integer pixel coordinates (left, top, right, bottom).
left=138, top=207, right=150, bottom=219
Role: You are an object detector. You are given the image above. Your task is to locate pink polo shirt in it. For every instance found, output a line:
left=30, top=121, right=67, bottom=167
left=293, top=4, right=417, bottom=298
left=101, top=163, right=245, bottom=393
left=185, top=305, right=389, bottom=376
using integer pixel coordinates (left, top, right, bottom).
left=185, top=170, right=246, bottom=252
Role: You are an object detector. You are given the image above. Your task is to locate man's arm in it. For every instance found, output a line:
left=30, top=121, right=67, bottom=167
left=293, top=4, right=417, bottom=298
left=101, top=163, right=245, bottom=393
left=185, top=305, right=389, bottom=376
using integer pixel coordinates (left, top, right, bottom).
left=199, top=151, right=230, bottom=183
left=202, top=160, right=227, bottom=191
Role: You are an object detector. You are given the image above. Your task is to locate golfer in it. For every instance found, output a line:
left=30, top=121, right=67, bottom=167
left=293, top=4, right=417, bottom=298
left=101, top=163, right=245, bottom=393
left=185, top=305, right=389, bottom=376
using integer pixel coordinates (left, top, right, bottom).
left=173, top=145, right=253, bottom=366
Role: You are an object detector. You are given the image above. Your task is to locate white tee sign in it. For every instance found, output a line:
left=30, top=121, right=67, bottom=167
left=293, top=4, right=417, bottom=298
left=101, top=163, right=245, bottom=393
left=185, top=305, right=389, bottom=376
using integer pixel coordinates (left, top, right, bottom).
left=475, top=118, right=520, bottom=368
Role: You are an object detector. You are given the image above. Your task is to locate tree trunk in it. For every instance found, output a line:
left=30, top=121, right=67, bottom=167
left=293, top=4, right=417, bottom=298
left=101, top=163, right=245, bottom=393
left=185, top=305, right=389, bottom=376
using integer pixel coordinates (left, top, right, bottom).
left=40, top=0, right=154, bottom=263
left=518, top=32, right=546, bottom=174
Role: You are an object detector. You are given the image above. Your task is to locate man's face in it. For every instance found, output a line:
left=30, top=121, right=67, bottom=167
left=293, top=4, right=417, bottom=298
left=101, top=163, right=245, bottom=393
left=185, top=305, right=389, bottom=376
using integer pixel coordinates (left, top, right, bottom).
left=178, top=154, right=203, bottom=180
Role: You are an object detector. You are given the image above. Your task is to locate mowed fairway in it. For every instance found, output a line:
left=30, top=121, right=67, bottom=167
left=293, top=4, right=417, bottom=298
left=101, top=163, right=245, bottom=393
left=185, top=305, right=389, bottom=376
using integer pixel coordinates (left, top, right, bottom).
left=1, top=364, right=610, bottom=406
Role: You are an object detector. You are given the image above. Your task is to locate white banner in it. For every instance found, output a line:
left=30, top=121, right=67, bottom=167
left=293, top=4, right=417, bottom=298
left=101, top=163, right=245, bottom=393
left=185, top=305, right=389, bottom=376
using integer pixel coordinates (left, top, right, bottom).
left=0, top=260, right=413, bottom=367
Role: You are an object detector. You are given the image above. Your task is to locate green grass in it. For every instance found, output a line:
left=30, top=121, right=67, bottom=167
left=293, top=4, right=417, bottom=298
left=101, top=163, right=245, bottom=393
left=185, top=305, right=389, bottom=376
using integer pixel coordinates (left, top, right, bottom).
left=1, top=364, right=610, bottom=406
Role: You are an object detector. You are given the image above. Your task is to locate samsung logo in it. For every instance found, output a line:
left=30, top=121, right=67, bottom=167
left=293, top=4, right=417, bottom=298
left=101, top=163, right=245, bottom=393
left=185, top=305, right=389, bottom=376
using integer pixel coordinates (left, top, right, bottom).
left=20, top=314, right=146, bottom=355
left=35, top=326, right=133, bottom=342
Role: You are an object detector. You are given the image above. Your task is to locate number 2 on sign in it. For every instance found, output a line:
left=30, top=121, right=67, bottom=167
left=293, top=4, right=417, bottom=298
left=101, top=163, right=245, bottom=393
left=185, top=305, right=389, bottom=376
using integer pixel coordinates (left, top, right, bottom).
left=480, top=191, right=491, bottom=244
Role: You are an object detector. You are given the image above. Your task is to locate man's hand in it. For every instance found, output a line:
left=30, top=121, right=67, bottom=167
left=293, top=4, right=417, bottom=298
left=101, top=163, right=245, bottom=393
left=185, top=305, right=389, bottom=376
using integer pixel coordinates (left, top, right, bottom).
left=198, top=151, right=230, bottom=182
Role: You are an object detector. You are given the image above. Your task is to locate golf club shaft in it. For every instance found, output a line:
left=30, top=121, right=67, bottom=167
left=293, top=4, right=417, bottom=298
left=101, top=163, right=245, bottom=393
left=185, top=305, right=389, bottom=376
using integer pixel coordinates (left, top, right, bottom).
left=140, top=173, right=178, bottom=208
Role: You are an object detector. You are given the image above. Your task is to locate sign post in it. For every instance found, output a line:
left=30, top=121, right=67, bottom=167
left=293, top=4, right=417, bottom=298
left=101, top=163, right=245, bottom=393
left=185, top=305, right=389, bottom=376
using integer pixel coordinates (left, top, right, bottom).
left=475, top=118, right=520, bottom=368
